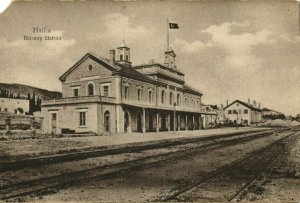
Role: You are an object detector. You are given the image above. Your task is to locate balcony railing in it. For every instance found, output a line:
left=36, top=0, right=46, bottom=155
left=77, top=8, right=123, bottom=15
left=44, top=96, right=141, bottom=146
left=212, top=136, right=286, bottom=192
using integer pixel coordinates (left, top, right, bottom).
left=42, top=95, right=116, bottom=105
left=42, top=95, right=205, bottom=113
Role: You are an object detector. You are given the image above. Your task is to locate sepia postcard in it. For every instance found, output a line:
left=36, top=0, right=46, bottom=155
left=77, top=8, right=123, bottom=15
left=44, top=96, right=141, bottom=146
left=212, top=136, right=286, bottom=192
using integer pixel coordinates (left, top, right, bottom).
left=0, top=0, right=299, bottom=202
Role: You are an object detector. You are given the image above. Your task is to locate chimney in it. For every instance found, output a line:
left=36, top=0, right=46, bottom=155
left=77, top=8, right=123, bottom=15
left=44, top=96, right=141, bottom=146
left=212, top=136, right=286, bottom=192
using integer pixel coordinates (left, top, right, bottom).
left=253, top=100, right=256, bottom=106
left=109, top=49, right=115, bottom=66
left=226, top=99, right=228, bottom=106
left=248, top=98, right=250, bottom=104
left=258, top=102, right=261, bottom=109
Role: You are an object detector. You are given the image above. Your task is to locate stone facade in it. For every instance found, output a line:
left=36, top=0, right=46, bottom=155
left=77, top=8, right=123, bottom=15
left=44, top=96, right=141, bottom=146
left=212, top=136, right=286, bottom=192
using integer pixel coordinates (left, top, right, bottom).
left=41, top=42, right=204, bottom=134
left=223, top=100, right=262, bottom=125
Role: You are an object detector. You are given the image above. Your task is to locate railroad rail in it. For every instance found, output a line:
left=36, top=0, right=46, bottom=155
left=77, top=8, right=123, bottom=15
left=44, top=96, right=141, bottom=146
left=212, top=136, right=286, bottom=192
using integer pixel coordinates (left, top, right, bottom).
left=0, top=128, right=275, bottom=172
left=159, top=129, right=299, bottom=202
left=0, top=129, right=279, bottom=201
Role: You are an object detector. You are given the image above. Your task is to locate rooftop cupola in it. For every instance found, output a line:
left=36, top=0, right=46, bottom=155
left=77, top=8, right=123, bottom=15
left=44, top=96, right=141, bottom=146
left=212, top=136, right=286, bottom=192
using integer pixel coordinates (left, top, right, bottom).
left=164, top=49, right=176, bottom=69
left=116, top=40, right=132, bottom=67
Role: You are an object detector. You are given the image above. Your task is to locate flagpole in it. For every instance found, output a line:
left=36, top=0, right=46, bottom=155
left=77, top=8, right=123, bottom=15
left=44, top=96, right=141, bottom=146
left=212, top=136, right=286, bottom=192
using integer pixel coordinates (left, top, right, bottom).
left=167, top=18, right=169, bottom=51
left=298, top=0, right=300, bottom=35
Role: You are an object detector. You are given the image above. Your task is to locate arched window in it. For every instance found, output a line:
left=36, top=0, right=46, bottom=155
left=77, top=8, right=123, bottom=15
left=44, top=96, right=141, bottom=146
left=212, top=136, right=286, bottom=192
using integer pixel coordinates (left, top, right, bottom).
left=177, top=94, right=181, bottom=106
left=104, top=111, right=110, bottom=132
left=120, top=54, right=123, bottom=61
left=169, top=92, right=173, bottom=105
left=161, top=90, right=165, bottom=104
left=148, top=91, right=153, bottom=103
left=88, top=83, right=94, bottom=96
left=138, top=89, right=142, bottom=101
left=125, top=55, right=129, bottom=61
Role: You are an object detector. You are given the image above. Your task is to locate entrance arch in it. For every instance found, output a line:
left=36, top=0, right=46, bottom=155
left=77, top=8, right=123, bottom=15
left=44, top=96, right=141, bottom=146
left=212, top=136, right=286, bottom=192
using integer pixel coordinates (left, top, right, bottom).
left=104, top=111, right=110, bottom=132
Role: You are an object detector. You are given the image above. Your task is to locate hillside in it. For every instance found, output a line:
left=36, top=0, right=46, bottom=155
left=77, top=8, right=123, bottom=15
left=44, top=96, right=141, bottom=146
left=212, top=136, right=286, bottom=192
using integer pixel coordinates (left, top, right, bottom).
left=0, top=83, right=62, bottom=100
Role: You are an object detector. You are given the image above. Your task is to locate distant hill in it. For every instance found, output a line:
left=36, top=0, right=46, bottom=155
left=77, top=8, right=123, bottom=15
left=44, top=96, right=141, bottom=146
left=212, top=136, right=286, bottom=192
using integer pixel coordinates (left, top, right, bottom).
left=0, top=83, right=62, bottom=100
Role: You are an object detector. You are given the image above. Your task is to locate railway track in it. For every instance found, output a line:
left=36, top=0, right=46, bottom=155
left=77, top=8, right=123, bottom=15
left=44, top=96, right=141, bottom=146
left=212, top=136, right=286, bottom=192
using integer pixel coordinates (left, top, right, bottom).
left=0, top=129, right=274, bottom=173
left=159, top=129, right=299, bottom=202
left=0, top=129, right=278, bottom=201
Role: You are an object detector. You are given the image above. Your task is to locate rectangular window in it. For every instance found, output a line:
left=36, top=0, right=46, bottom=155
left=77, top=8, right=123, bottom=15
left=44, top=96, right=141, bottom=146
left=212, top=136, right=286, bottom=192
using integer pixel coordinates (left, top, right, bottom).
left=103, top=86, right=109, bottom=97
left=79, top=112, right=86, bottom=126
left=125, top=86, right=129, bottom=100
left=233, top=110, right=237, bottom=114
left=4, top=108, right=7, bottom=112
left=138, top=89, right=142, bottom=101
left=52, top=113, right=57, bottom=120
left=14, top=109, right=17, bottom=114
left=228, top=110, right=232, bottom=114
left=244, top=109, right=248, bottom=114
left=149, top=91, right=153, bottom=103
left=239, top=109, right=241, bottom=114
left=73, top=89, right=79, bottom=97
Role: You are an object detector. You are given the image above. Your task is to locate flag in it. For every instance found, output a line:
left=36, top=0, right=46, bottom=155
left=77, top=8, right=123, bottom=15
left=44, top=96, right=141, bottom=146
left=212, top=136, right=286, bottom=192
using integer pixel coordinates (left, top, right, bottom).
left=169, top=23, right=179, bottom=29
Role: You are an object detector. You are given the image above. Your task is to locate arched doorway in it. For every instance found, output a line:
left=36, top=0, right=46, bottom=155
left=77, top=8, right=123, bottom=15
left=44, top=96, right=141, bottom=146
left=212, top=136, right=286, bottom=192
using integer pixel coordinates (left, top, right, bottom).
left=124, top=112, right=130, bottom=133
left=104, top=111, right=110, bottom=132
left=137, top=112, right=142, bottom=132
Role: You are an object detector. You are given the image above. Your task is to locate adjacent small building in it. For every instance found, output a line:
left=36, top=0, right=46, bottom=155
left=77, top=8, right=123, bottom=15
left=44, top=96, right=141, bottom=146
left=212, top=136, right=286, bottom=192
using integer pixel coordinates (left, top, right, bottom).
left=0, top=97, right=29, bottom=115
left=41, top=42, right=204, bottom=134
left=223, top=99, right=262, bottom=125
left=200, top=104, right=218, bottom=128
left=261, top=108, right=285, bottom=120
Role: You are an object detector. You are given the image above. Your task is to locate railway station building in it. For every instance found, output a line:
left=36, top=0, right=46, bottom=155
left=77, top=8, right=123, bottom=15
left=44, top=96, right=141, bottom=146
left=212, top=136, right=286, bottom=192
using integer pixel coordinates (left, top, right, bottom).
left=41, top=42, right=204, bottom=134
left=223, top=100, right=262, bottom=125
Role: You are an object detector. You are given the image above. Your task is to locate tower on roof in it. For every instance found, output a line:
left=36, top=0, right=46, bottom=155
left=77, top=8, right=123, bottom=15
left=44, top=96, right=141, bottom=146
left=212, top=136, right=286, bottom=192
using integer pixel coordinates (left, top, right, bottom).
left=116, top=40, right=131, bottom=67
left=164, top=49, right=176, bottom=69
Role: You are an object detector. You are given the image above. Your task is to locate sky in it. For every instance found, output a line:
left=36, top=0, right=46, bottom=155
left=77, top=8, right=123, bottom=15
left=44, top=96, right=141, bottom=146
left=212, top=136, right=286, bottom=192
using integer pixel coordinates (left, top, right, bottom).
left=0, top=1, right=299, bottom=116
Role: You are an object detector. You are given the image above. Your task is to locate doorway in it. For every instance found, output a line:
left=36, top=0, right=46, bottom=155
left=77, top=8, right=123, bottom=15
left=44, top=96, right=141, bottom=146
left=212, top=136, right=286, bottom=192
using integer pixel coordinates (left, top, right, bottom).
left=104, top=111, right=110, bottom=132
left=51, top=113, right=57, bottom=134
left=124, top=112, right=130, bottom=133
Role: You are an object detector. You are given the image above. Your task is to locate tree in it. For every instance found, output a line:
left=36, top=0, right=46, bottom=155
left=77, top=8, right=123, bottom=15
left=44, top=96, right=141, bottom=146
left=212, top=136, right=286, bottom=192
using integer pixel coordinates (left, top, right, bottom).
left=29, top=91, right=36, bottom=115
left=35, top=96, right=42, bottom=112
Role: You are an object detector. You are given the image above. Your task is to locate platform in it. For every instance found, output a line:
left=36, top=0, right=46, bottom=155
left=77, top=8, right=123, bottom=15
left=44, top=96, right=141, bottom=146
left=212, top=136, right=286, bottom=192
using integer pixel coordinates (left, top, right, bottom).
left=0, top=127, right=272, bottom=162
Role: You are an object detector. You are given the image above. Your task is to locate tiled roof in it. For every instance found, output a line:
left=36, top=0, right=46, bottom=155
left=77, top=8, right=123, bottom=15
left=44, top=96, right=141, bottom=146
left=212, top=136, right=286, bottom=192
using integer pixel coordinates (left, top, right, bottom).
left=114, top=62, right=158, bottom=84
left=183, top=84, right=203, bottom=95
left=59, top=52, right=158, bottom=84
left=133, top=63, right=185, bottom=76
left=224, top=100, right=261, bottom=112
